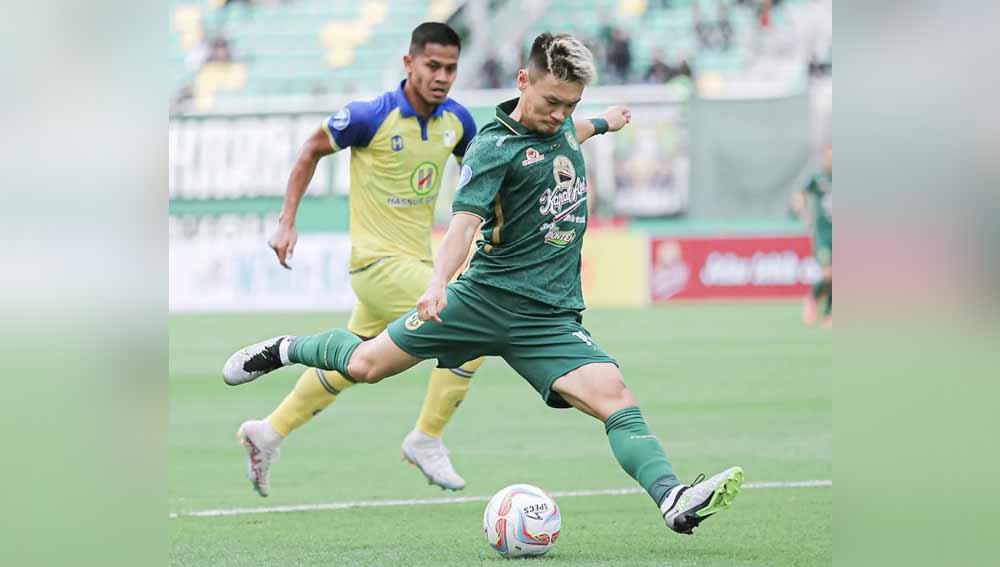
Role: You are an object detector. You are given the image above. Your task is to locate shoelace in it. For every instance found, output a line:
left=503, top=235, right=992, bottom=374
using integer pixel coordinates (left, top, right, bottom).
left=689, top=473, right=706, bottom=487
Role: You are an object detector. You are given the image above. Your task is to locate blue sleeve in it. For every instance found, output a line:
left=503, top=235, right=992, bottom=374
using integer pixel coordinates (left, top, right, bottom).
left=448, top=102, right=478, bottom=158
left=322, top=97, right=388, bottom=150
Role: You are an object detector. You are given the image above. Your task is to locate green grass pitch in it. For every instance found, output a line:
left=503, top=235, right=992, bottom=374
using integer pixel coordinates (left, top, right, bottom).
left=169, top=303, right=831, bottom=566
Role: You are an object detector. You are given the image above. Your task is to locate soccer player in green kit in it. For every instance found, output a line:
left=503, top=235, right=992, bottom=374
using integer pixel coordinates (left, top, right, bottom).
left=223, top=33, right=743, bottom=536
left=794, top=145, right=833, bottom=328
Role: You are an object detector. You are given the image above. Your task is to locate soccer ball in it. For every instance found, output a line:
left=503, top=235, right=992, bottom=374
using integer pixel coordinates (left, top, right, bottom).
left=483, top=483, right=561, bottom=558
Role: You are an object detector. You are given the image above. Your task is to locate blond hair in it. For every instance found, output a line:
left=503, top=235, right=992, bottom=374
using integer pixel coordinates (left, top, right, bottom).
left=528, top=33, right=595, bottom=85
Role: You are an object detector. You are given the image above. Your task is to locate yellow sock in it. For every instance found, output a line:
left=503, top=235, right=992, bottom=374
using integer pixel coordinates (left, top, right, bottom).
left=415, top=357, right=484, bottom=437
left=267, top=367, right=356, bottom=437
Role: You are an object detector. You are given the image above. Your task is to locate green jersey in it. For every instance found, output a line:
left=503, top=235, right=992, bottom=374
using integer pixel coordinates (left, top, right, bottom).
left=805, top=172, right=832, bottom=243
left=452, top=98, right=590, bottom=310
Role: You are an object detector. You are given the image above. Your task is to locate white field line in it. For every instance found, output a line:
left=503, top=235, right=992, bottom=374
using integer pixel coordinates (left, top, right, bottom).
left=170, top=479, right=831, bottom=519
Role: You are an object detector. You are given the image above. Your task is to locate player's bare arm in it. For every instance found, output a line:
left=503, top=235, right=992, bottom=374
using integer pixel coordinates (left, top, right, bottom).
left=576, top=105, right=632, bottom=144
left=416, top=212, right=482, bottom=323
left=269, top=128, right=335, bottom=269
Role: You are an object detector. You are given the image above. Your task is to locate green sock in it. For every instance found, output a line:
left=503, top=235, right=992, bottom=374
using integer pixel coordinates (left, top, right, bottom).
left=605, top=406, right=679, bottom=506
left=825, top=288, right=832, bottom=315
left=288, top=329, right=362, bottom=379
left=812, top=280, right=826, bottom=300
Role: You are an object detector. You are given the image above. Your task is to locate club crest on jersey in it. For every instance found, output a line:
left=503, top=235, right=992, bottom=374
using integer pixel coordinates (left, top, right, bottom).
left=552, top=155, right=576, bottom=189
left=410, top=161, right=439, bottom=196
left=564, top=130, right=580, bottom=151
left=443, top=129, right=456, bottom=147
left=391, top=135, right=404, bottom=152
left=331, top=108, right=351, bottom=131
left=404, top=312, right=425, bottom=331
left=521, top=147, right=545, bottom=166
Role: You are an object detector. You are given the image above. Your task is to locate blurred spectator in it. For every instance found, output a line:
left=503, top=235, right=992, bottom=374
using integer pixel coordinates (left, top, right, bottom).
left=481, top=53, right=503, bottom=89
left=207, top=37, right=233, bottom=64
left=596, top=10, right=615, bottom=46
left=592, top=10, right=614, bottom=72
left=693, top=2, right=734, bottom=52
left=186, top=36, right=234, bottom=72
left=184, top=39, right=212, bottom=74
left=605, top=28, right=633, bottom=84
left=758, top=0, right=786, bottom=28
left=644, top=49, right=691, bottom=83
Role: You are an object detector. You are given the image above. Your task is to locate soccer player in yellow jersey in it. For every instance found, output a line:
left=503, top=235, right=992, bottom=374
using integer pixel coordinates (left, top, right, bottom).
left=232, top=23, right=482, bottom=496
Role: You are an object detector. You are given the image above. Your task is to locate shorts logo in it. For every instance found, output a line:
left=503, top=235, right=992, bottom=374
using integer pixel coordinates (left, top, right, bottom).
left=404, top=312, right=425, bottom=331
left=410, top=161, right=440, bottom=196
left=456, top=164, right=473, bottom=190
left=391, top=135, right=404, bottom=152
left=564, top=130, right=580, bottom=151
left=443, top=129, right=456, bottom=147
left=331, top=108, right=351, bottom=131
left=521, top=147, right=545, bottom=167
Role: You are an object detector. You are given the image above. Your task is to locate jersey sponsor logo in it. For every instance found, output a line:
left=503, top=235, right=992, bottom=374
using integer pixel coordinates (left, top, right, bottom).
left=564, top=130, right=580, bottom=151
left=456, top=164, right=473, bottom=190
left=410, top=161, right=440, bottom=196
left=404, top=312, right=425, bottom=331
left=391, top=135, right=404, bottom=152
left=443, top=129, right=456, bottom=146
left=386, top=195, right=437, bottom=207
left=543, top=226, right=577, bottom=247
left=521, top=147, right=545, bottom=166
left=539, top=156, right=588, bottom=221
left=331, top=108, right=351, bottom=131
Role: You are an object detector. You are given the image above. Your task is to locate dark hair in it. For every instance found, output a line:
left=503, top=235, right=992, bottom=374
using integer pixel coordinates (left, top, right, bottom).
left=409, top=22, right=462, bottom=54
left=526, top=32, right=595, bottom=84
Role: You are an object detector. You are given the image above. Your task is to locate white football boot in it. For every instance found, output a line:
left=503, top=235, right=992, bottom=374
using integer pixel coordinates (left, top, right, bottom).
left=401, top=429, right=467, bottom=491
left=661, top=466, right=744, bottom=534
left=223, top=336, right=293, bottom=386
left=237, top=419, right=282, bottom=497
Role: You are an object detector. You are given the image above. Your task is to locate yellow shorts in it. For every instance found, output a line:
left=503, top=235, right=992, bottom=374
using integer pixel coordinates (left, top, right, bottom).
left=347, top=257, right=433, bottom=338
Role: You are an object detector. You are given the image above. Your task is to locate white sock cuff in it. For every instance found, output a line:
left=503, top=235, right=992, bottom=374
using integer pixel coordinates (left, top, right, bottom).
left=258, top=419, right=284, bottom=445
left=278, top=336, right=292, bottom=365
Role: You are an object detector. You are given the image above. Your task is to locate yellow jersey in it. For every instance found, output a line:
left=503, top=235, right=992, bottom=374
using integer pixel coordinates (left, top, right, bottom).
left=321, top=80, right=477, bottom=272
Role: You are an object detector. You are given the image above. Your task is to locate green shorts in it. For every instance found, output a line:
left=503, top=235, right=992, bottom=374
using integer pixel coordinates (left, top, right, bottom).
left=387, top=278, right=618, bottom=408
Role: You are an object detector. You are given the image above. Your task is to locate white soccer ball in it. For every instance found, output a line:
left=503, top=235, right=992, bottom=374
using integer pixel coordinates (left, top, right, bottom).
left=483, top=483, right=561, bottom=558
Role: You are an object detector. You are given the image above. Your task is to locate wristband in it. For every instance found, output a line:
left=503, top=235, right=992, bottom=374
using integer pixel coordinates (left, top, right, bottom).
left=589, top=117, right=609, bottom=135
